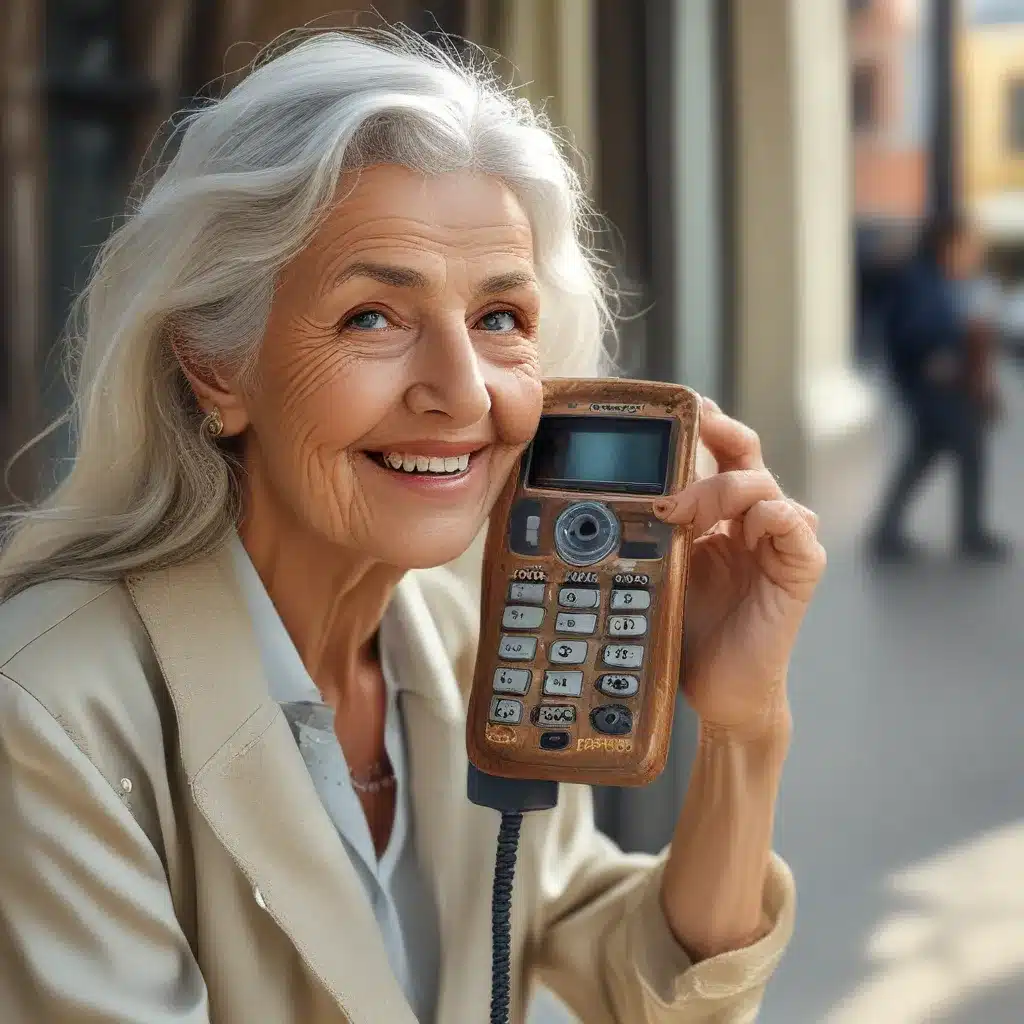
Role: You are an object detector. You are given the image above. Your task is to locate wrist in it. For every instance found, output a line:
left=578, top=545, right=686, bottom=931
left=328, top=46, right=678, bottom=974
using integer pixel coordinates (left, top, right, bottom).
left=662, top=712, right=788, bottom=960
left=699, top=703, right=793, bottom=754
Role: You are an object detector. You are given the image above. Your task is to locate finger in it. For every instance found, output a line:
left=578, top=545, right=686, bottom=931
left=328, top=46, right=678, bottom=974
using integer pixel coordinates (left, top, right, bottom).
left=790, top=500, right=820, bottom=534
left=699, top=398, right=765, bottom=471
left=654, top=469, right=783, bottom=535
left=742, top=500, right=827, bottom=572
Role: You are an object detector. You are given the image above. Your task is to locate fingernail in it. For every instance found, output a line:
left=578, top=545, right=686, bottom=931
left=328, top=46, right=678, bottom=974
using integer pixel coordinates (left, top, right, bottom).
left=702, top=396, right=720, bottom=412
left=652, top=497, right=675, bottom=519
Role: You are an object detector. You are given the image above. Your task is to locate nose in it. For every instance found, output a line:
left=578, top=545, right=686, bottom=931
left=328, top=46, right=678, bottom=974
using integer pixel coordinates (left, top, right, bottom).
left=404, top=319, right=492, bottom=426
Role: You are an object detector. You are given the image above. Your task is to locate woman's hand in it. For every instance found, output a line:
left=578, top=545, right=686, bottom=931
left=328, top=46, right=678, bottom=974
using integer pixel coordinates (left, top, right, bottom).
left=654, top=398, right=826, bottom=739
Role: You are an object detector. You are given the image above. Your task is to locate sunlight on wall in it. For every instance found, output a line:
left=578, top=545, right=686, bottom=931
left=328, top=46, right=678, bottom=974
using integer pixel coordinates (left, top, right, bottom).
left=824, top=820, right=1024, bottom=1022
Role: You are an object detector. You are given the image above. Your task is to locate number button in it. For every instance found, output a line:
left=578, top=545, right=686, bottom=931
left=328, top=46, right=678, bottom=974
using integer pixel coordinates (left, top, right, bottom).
left=558, top=587, right=600, bottom=609
left=498, top=635, right=538, bottom=661
left=608, top=614, right=647, bottom=637
left=535, top=704, right=577, bottom=726
left=489, top=697, right=523, bottom=724
left=509, top=582, right=546, bottom=603
left=555, top=612, right=597, bottom=635
left=597, top=674, right=639, bottom=697
left=502, top=605, right=545, bottom=629
left=610, top=589, right=651, bottom=610
left=548, top=641, right=588, bottom=665
left=543, top=671, right=584, bottom=697
left=602, top=644, right=644, bottom=668
left=493, top=668, right=531, bottom=694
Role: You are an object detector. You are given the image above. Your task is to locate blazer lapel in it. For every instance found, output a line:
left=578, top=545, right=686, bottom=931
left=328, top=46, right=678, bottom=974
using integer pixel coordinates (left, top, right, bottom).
left=383, top=575, right=498, bottom=1016
left=127, top=546, right=416, bottom=1024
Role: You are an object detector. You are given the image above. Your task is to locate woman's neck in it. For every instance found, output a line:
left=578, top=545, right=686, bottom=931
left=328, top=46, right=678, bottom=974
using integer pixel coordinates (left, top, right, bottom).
left=238, top=496, right=404, bottom=708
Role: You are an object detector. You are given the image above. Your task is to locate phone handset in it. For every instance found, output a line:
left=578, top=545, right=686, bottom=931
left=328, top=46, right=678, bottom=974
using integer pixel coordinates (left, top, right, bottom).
left=466, top=378, right=700, bottom=1023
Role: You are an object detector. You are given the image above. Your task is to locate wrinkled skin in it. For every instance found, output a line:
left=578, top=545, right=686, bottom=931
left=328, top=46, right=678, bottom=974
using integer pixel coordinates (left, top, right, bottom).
left=192, top=165, right=544, bottom=572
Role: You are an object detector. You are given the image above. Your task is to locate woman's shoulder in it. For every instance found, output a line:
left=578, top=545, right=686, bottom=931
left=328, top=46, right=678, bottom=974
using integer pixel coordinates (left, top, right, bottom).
left=0, top=577, right=173, bottom=799
left=1, top=576, right=149, bottom=688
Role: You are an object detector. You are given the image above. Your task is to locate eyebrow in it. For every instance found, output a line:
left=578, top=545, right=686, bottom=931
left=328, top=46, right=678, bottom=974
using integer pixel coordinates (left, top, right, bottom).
left=334, top=261, right=537, bottom=296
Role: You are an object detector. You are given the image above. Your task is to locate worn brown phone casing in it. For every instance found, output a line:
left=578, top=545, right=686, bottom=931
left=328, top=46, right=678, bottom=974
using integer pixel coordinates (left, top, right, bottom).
left=466, top=378, right=700, bottom=788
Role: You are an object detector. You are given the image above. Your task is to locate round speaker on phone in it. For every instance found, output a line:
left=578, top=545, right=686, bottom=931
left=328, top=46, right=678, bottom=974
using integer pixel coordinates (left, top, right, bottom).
left=553, top=501, right=620, bottom=566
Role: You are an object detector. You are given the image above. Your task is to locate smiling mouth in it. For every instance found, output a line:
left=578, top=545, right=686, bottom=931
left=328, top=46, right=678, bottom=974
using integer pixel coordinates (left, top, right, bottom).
left=370, top=451, right=474, bottom=476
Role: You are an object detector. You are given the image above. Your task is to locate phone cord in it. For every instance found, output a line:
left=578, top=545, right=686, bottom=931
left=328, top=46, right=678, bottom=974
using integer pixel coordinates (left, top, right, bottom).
left=489, top=810, right=523, bottom=1024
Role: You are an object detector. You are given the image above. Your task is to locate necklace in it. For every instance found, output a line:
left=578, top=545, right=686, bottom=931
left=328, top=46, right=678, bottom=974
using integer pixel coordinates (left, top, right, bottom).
left=349, top=759, right=396, bottom=795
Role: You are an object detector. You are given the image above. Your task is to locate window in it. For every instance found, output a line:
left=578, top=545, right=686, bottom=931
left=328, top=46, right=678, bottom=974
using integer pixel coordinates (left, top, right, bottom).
left=1009, top=78, right=1024, bottom=153
left=852, top=65, right=878, bottom=132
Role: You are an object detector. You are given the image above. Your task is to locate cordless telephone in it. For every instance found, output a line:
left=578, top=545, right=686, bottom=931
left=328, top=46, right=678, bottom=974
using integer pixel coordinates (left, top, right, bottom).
left=467, top=378, right=700, bottom=786
left=466, top=378, right=700, bottom=1024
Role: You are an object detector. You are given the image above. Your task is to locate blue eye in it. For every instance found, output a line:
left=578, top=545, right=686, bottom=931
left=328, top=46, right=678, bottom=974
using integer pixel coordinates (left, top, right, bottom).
left=478, top=310, right=517, bottom=332
left=346, top=310, right=389, bottom=331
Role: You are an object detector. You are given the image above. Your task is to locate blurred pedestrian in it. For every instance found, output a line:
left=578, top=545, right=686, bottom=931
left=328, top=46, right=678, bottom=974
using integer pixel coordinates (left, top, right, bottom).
left=869, top=212, right=1011, bottom=562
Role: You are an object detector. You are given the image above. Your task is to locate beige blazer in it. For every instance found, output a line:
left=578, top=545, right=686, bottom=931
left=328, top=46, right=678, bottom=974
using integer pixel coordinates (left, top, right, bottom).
left=0, top=544, right=795, bottom=1023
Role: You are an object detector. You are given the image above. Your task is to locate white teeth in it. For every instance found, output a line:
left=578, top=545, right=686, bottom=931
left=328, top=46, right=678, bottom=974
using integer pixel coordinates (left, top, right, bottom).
left=380, top=451, right=473, bottom=475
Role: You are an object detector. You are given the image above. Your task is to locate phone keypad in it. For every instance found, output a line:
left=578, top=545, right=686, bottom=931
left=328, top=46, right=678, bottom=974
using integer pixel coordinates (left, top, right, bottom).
left=602, top=644, right=644, bottom=668
left=498, top=635, right=537, bottom=661
left=490, top=575, right=656, bottom=744
left=554, top=612, right=597, bottom=635
left=549, top=640, right=589, bottom=665
left=490, top=697, right=523, bottom=724
left=493, top=667, right=532, bottom=694
left=543, top=671, right=584, bottom=697
left=610, top=589, right=650, bottom=610
left=608, top=614, right=647, bottom=637
left=509, top=582, right=546, bottom=604
left=597, top=673, right=639, bottom=697
left=502, top=605, right=545, bottom=629
left=534, top=704, right=577, bottom=726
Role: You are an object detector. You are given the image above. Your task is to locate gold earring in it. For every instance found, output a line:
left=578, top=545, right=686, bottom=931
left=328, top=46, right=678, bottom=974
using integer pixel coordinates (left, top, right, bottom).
left=202, top=408, right=224, bottom=438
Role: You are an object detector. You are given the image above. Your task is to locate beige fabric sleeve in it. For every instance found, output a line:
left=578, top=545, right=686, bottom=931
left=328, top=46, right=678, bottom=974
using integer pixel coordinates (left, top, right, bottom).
left=530, top=782, right=795, bottom=1023
left=0, top=672, right=211, bottom=1024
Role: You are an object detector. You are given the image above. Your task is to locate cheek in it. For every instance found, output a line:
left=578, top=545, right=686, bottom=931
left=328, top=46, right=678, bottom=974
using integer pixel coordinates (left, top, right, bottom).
left=490, top=368, right=543, bottom=448
left=256, top=339, right=399, bottom=456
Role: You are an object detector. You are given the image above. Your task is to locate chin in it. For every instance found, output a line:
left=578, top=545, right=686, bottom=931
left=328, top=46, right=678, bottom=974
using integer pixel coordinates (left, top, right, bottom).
left=369, top=522, right=484, bottom=571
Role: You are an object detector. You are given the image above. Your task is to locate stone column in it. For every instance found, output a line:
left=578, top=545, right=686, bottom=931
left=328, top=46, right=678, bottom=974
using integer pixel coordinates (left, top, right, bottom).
left=729, top=0, right=877, bottom=506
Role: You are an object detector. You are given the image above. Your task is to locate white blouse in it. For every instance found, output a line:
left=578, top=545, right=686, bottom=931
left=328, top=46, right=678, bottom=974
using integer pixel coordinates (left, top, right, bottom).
left=231, top=538, right=440, bottom=1022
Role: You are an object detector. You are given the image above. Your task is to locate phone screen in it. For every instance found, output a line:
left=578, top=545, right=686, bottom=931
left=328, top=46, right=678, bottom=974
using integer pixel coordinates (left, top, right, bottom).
left=527, top=416, right=672, bottom=494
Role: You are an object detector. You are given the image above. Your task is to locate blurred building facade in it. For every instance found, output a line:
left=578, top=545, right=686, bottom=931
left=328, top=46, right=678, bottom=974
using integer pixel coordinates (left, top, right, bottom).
left=962, top=4, right=1024, bottom=250
left=0, top=0, right=865, bottom=850
left=850, top=0, right=930, bottom=223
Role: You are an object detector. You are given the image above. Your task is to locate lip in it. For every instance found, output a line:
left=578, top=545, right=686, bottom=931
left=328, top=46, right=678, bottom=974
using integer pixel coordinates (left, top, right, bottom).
left=358, top=446, right=490, bottom=495
left=363, top=440, right=490, bottom=457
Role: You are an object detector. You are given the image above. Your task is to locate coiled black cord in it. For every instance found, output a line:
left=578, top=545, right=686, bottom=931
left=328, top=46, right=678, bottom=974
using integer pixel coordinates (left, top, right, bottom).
left=467, top=764, right=557, bottom=1023
left=489, top=810, right=523, bottom=1024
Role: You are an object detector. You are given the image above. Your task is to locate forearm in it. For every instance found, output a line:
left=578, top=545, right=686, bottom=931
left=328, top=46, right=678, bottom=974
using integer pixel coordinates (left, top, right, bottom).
left=659, top=713, right=790, bottom=962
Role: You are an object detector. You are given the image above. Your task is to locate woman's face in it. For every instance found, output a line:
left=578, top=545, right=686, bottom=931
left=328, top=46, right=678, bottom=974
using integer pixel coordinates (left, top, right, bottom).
left=236, top=165, right=544, bottom=568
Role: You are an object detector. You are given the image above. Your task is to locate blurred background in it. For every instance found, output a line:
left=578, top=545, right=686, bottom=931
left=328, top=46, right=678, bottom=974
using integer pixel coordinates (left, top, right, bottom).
left=1, top=0, right=1022, bottom=1021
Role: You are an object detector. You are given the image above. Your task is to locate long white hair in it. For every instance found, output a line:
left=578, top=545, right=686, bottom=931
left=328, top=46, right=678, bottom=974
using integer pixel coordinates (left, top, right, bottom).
left=0, top=28, right=615, bottom=600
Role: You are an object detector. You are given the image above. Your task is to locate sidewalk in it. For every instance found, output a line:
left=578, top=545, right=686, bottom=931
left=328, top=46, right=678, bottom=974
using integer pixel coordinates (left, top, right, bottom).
left=531, top=360, right=1024, bottom=1024
left=761, top=360, right=1024, bottom=1023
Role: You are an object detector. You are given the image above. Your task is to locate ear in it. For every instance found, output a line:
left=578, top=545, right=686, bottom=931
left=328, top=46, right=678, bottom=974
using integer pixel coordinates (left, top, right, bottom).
left=171, top=333, right=250, bottom=437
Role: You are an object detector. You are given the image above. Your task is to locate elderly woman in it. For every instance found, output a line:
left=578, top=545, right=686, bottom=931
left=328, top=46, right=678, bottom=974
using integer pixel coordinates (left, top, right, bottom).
left=0, top=30, right=824, bottom=1024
